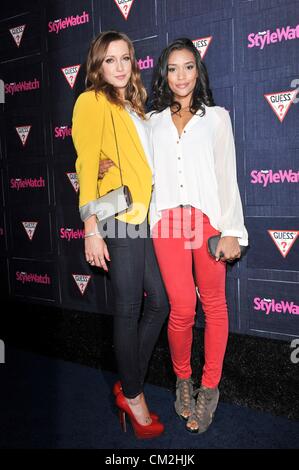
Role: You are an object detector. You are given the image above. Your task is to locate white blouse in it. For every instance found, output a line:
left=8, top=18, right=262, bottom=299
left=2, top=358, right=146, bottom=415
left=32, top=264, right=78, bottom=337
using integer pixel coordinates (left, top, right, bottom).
left=125, top=107, right=154, bottom=183
left=146, top=105, right=248, bottom=245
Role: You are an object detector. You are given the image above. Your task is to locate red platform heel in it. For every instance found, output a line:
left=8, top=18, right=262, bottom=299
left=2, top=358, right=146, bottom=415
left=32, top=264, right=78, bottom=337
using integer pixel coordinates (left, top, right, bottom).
left=116, top=391, right=164, bottom=439
left=113, top=381, right=160, bottom=421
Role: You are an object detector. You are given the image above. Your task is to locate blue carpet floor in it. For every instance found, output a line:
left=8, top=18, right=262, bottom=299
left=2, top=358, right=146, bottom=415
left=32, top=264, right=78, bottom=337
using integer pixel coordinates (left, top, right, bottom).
left=0, top=346, right=298, bottom=449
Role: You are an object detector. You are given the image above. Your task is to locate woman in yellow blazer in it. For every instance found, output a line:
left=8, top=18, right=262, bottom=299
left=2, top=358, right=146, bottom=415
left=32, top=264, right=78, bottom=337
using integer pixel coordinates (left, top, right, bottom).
left=72, top=31, right=168, bottom=439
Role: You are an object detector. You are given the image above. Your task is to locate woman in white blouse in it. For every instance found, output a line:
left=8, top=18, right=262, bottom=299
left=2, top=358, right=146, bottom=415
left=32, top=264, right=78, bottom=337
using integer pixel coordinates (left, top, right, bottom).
left=146, top=37, right=248, bottom=434
left=99, top=38, right=248, bottom=434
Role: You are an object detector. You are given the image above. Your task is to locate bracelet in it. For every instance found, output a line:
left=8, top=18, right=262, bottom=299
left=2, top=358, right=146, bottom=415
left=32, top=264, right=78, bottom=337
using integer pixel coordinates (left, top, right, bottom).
left=84, top=231, right=101, bottom=238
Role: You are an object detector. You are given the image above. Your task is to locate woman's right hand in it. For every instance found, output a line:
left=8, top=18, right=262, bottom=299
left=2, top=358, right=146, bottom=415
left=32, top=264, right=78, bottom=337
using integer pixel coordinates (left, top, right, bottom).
left=98, top=158, right=115, bottom=179
left=85, top=234, right=110, bottom=272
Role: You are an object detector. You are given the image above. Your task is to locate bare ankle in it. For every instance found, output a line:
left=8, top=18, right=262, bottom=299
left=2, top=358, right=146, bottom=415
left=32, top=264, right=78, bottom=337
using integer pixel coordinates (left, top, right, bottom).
left=127, top=393, right=142, bottom=406
left=125, top=394, right=152, bottom=425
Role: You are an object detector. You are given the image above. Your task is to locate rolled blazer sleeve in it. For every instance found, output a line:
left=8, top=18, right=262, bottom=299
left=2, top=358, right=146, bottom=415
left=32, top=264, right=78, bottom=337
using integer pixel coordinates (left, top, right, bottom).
left=213, top=108, right=248, bottom=246
left=72, top=91, right=106, bottom=212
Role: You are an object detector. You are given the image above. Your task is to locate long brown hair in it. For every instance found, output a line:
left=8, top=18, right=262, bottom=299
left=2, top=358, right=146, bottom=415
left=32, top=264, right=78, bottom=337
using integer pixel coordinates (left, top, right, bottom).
left=85, top=30, right=147, bottom=118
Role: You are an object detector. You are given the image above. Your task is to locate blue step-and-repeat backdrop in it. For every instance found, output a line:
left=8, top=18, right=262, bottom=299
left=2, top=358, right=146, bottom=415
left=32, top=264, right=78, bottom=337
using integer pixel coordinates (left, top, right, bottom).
left=0, top=0, right=298, bottom=341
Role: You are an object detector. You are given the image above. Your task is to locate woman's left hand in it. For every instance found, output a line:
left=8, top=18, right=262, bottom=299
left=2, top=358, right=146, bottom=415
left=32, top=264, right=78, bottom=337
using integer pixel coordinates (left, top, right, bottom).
left=215, top=236, right=241, bottom=262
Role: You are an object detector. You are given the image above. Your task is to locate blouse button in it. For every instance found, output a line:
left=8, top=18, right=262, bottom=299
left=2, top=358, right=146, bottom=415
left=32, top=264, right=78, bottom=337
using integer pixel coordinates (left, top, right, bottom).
left=180, top=185, right=183, bottom=188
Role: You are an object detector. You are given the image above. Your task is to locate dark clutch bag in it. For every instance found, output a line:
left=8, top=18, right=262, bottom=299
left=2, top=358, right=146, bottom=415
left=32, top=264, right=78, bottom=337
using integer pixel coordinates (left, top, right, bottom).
left=207, top=235, right=249, bottom=261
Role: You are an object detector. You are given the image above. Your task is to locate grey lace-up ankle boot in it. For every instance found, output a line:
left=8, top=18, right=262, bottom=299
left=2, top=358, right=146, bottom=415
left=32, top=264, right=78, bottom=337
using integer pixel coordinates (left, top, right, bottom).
left=174, top=377, right=195, bottom=421
left=186, top=385, right=219, bottom=433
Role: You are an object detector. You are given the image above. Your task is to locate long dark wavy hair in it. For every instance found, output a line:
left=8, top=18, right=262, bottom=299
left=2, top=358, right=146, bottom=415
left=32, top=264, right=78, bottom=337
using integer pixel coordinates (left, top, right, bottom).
left=151, top=38, right=215, bottom=116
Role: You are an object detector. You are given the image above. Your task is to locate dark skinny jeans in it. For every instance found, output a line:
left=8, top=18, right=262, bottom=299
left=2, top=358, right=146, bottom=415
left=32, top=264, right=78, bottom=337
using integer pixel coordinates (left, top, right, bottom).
left=101, top=217, right=169, bottom=399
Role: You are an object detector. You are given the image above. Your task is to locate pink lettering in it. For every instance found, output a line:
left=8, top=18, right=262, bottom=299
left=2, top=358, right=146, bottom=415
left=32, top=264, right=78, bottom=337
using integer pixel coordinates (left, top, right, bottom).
left=16, top=271, right=51, bottom=285
left=5, top=79, right=40, bottom=95
left=60, top=228, right=85, bottom=241
left=10, top=177, right=46, bottom=190
left=253, top=297, right=299, bottom=315
left=54, top=126, right=72, bottom=139
left=48, top=11, right=89, bottom=34
left=248, top=24, right=299, bottom=49
left=250, top=169, right=299, bottom=187
left=137, top=56, right=154, bottom=70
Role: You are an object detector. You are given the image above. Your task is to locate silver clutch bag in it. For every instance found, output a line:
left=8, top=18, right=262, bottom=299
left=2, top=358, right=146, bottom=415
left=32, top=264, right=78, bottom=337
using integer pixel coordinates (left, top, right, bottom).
left=84, top=185, right=132, bottom=222
left=79, top=109, right=132, bottom=224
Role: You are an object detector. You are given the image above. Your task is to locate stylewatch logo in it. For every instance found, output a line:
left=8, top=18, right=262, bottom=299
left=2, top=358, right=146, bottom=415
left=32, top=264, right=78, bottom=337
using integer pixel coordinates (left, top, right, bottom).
left=248, top=24, right=299, bottom=49
left=254, top=297, right=299, bottom=315
left=268, top=230, right=299, bottom=258
left=16, top=271, right=51, bottom=284
left=192, top=36, right=213, bottom=59
left=9, top=25, right=26, bottom=47
left=10, top=177, right=45, bottom=190
left=137, top=56, right=154, bottom=70
left=61, top=65, right=81, bottom=89
left=54, top=126, right=72, bottom=140
left=5, top=79, right=40, bottom=96
left=15, top=125, right=31, bottom=147
left=60, top=228, right=85, bottom=241
left=48, top=11, right=89, bottom=34
left=250, top=169, right=299, bottom=187
left=73, top=274, right=91, bottom=295
left=264, top=89, right=298, bottom=122
left=66, top=172, right=79, bottom=193
left=114, top=0, right=135, bottom=20
left=22, top=221, right=38, bottom=241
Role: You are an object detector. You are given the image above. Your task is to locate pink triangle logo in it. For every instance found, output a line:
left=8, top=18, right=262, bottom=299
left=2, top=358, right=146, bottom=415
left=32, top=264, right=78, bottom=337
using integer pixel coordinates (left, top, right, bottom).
left=268, top=230, right=299, bottom=258
left=192, top=36, right=213, bottom=60
left=22, top=221, right=38, bottom=241
left=15, top=125, right=32, bottom=147
left=114, top=0, right=135, bottom=20
left=61, top=65, right=81, bottom=89
left=73, top=274, right=91, bottom=295
left=9, top=24, right=26, bottom=47
left=66, top=172, right=79, bottom=193
left=264, top=89, right=298, bottom=122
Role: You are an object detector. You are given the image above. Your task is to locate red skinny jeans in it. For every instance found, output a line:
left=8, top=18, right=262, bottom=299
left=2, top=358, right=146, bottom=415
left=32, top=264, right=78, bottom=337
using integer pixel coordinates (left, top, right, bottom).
left=152, top=206, right=228, bottom=388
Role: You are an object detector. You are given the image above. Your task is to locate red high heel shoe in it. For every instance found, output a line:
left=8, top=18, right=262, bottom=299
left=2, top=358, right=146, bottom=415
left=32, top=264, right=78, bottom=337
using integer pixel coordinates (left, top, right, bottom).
left=113, top=381, right=160, bottom=421
left=116, top=391, right=164, bottom=439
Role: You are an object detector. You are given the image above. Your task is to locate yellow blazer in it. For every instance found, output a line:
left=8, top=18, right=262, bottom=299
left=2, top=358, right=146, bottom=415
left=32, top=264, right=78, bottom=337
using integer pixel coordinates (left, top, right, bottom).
left=72, top=90, right=152, bottom=224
